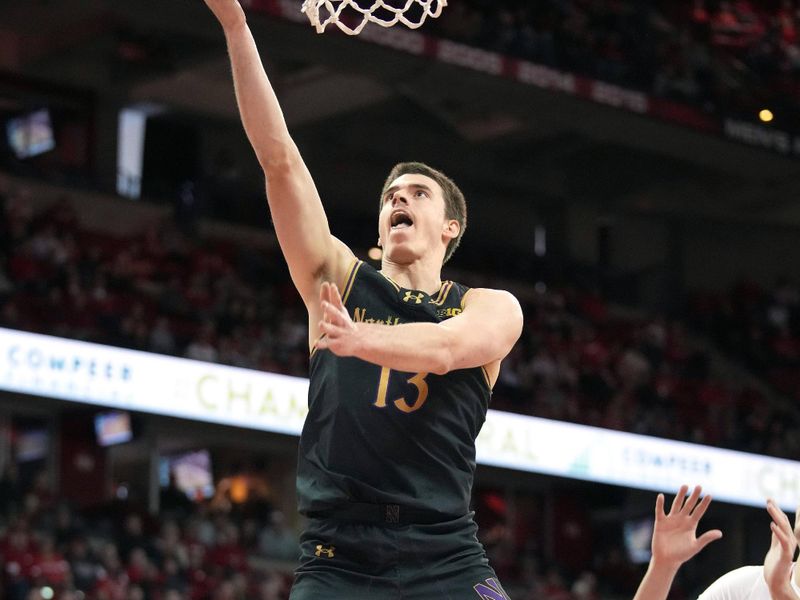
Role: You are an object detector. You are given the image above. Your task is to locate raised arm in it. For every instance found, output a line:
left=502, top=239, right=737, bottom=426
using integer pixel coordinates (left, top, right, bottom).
left=315, top=282, right=523, bottom=380
left=632, top=485, right=722, bottom=600
left=764, top=499, right=800, bottom=600
left=203, top=0, right=352, bottom=306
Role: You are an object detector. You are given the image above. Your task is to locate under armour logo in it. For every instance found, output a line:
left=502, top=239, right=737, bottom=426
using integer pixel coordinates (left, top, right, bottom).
left=403, top=292, right=424, bottom=304
left=315, top=544, right=335, bottom=558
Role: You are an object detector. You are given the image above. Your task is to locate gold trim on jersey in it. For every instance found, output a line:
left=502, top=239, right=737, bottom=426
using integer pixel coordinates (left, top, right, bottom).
left=377, top=270, right=402, bottom=292
left=430, top=281, right=454, bottom=306
left=460, top=287, right=473, bottom=310
left=310, top=334, right=326, bottom=358
left=310, top=260, right=361, bottom=357
left=341, top=259, right=363, bottom=305
left=480, top=365, right=492, bottom=389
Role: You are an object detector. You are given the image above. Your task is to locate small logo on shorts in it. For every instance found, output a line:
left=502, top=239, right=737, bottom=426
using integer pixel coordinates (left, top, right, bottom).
left=473, top=577, right=510, bottom=600
left=385, top=504, right=400, bottom=524
left=315, top=544, right=335, bottom=558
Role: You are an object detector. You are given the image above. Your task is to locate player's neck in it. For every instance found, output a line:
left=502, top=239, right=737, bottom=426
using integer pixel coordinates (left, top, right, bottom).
left=380, top=258, right=443, bottom=295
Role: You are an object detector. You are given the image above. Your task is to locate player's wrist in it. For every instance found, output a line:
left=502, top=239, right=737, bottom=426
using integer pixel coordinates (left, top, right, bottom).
left=771, top=585, right=798, bottom=600
left=648, top=555, right=682, bottom=576
left=766, top=575, right=795, bottom=599
left=351, top=322, right=369, bottom=358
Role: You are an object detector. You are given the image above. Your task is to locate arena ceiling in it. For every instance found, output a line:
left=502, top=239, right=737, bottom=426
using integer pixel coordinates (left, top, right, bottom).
left=1, top=0, right=800, bottom=230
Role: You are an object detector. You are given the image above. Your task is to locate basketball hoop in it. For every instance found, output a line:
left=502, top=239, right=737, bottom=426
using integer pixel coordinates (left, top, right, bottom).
left=301, top=0, right=447, bottom=36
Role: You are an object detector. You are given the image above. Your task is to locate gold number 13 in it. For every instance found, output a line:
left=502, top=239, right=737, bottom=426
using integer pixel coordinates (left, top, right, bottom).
left=374, top=368, right=430, bottom=413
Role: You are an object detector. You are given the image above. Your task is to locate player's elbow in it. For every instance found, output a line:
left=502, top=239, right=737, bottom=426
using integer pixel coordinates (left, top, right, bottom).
left=429, top=331, right=458, bottom=375
left=258, top=140, right=301, bottom=174
left=429, top=348, right=453, bottom=376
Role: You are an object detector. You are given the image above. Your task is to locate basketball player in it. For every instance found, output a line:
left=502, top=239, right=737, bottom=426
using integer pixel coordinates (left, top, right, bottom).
left=696, top=498, right=800, bottom=600
left=201, top=1, right=523, bottom=598
left=632, top=485, right=723, bottom=600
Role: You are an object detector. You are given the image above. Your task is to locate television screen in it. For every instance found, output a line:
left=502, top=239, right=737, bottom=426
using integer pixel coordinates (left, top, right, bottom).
left=94, top=411, right=133, bottom=447
left=159, top=449, right=214, bottom=501
left=6, top=109, right=56, bottom=159
left=623, top=517, right=653, bottom=564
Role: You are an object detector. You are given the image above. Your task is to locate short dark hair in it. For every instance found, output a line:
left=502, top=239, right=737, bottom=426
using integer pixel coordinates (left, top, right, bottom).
left=380, top=162, right=467, bottom=263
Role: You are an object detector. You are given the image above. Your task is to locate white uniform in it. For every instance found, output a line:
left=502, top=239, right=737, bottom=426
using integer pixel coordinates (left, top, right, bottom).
left=698, top=564, right=800, bottom=600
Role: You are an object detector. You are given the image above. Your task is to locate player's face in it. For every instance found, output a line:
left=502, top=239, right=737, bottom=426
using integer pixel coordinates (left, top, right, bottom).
left=378, top=174, right=457, bottom=264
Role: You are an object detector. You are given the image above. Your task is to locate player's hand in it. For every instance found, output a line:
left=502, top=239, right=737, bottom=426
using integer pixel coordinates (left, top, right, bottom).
left=795, top=502, right=800, bottom=545
left=203, top=0, right=247, bottom=30
left=650, top=485, right=722, bottom=570
left=764, top=499, right=799, bottom=599
left=316, top=281, right=360, bottom=357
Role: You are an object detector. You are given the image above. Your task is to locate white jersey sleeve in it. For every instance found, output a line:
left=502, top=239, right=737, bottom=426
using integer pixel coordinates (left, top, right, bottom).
left=696, top=566, right=766, bottom=600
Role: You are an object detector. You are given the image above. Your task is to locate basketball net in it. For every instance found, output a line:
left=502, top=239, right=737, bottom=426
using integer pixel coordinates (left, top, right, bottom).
left=301, top=0, right=447, bottom=36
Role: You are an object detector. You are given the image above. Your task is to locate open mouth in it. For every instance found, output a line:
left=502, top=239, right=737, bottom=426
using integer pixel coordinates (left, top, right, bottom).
left=390, top=210, right=414, bottom=230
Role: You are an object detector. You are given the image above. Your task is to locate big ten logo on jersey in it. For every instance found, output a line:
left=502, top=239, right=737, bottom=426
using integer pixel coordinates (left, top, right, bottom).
left=353, top=307, right=401, bottom=325
left=473, top=578, right=511, bottom=600
left=314, top=544, right=335, bottom=558
left=437, top=307, right=462, bottom=319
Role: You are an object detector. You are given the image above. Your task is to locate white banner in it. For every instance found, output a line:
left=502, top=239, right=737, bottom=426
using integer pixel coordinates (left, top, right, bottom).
left=0, top=327, right=309, bottom=435
left=1, top=327, right=797, bottom=509
left=476, top=410, right=800, bottom=510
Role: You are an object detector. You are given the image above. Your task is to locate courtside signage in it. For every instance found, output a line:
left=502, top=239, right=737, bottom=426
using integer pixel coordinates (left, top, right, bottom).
left=1, top=327, right=797, bottom=508
left=0, top=327, right=308, bottom=435
left=476, top=409, right=800, bottom=510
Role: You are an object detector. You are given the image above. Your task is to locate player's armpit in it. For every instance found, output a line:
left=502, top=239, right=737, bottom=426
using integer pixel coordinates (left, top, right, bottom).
left=436, top=288, right=523, bottom=374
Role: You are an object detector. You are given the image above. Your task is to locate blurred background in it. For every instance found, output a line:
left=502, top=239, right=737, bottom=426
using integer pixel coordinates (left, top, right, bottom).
left=1, top=0, right=800, bottom=598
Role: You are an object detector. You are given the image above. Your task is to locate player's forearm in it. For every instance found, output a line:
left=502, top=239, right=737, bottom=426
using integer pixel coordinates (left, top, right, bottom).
left=220, top=19, right=337, bottom=294
left=769, top=582, right=800, bottom=600
left=351, top=321, right=454, bottom=374
left=631, top=560, right=680, bottom=600
left=222, top=20, right=298, bottom=171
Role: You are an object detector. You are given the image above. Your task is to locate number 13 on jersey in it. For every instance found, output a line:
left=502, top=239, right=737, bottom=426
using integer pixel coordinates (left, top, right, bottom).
left=374, top=367, right=430, bottom=413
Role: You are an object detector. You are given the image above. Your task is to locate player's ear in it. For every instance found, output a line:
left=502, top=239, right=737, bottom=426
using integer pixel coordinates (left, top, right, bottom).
left=442, top=219, right=459, bottom=241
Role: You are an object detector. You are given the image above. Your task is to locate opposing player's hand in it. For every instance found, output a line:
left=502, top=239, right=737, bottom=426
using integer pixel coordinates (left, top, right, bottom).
left=203, top=0, right=246, bottom=30
left=316, top=282, right=359, bottom=357
left=764, top=499, right=799, bottom=599
left=795, top=501, right=800, bottom=544
left=651, top=485, right=722, bottom=569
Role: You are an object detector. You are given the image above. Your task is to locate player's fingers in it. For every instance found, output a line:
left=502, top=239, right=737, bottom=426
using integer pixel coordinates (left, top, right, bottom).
left=694, top=530, right=723, bottom=555
left=691, top=493, right=713, bottom=523
left=767, top=500, right=794, bottom=536
left=655, top=493, right=665, bottom=520
left=321, top=300, right=333, bottom=324
left=669, top=485, right=689, bottom=516
left=681, top=485, right=702, bottom=515
left=770, top=523, right=790, bottom=551
left=794, top=504, right=800, bottom=543
left=319, top=281, right=331, bottom=306
left=771, top=521, right=795, bottom=552
left=321, top=301, right=340, bottom=324
left=331, top=283, right=345, bottom=309
left=769, top=529, right=780, bottom=550
left=318, top=320, right=340, bottom=337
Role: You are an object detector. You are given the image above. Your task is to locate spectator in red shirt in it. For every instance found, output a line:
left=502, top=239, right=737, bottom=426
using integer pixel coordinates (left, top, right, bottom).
left=29, top=535, right=69, bottom=587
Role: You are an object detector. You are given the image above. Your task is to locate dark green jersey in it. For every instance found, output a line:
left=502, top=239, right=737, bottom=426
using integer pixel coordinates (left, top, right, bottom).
left=297, top=259, right=492, bottom=518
